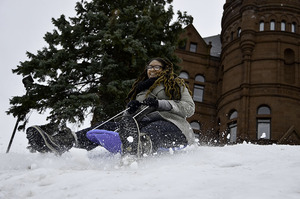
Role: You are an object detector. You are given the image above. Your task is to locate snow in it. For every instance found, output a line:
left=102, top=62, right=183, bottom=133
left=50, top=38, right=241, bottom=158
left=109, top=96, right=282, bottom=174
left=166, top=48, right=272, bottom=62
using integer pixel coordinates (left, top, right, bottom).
left=1, top=133, right=300, bottom=199
left=261, top=132, right=267, bottom=139
left=127, top=136, right=134, bottom=143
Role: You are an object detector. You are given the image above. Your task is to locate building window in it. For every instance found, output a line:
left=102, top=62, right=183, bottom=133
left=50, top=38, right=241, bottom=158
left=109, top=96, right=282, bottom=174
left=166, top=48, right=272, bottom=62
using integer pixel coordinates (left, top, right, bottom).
left=284, top=48, right=295, bottom=65
left=193, top=85, right=204, bottom=102
left=227, top=110, right=238, bottom=143
left=190, top=121, right=201, bottom=130
left=179, top=40, right=186, bottom=50
left=179, top=71, right=189, bottom=79
left=228, top=122, right=237, bottom=143
left=292, top=22, right=296, bottom=33
left=195, top=74, right=205, bottom=82
left=257, top=106, right=271, bottom=114
left=217, top=118, right=221, bottom=126
left=259, top=21, right=264, bottom=31
left=257, top=119, right=271, bottom=139
left=257, top=105, right=271, bottom=140
left=230, top=31, right=234, bottom=41
left=189, top=42, right=197, bottom=52
left=270, top=20, right=275, bottom=31
left=237, top=27, right=241, bottom=37
left=281, top=21, right=286, bottom=31
left=284, top=48, right=295, bottom=84
left=193, top=75, right=205, bottom=102
left=229, top=110, right=238, bottom=120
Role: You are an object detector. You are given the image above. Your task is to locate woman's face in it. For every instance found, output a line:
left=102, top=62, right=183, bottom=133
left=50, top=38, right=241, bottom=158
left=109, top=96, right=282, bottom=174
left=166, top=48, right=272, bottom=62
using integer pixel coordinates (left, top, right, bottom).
left=147, top=60, right=163, bottom=78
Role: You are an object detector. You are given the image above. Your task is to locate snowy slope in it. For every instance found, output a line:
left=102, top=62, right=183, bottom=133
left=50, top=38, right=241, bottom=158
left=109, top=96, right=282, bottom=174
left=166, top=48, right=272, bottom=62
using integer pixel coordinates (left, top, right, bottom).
left=1, top=133, right=300, bottom=199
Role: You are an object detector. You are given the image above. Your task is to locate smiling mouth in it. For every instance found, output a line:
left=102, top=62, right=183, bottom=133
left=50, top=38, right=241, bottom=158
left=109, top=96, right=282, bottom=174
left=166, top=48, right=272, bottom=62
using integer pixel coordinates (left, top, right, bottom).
left=149, top=73, right=157, bottom=77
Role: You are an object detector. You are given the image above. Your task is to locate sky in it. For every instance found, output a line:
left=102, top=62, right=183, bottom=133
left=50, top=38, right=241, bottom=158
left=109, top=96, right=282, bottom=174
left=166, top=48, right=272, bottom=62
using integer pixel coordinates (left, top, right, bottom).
left=0, top=0, right=225, bottom=152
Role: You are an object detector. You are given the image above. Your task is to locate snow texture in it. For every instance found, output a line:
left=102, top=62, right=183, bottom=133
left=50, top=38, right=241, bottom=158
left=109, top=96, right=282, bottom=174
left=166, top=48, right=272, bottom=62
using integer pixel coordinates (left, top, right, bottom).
left=1, top=133, right=300, bottom=199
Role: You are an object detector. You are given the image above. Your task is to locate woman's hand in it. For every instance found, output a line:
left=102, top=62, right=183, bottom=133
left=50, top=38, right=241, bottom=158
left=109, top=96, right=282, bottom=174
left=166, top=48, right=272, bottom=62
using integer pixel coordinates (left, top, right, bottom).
left=143, top=98, right=158, bottom=108
left=127, top=100, right=141, bottom=114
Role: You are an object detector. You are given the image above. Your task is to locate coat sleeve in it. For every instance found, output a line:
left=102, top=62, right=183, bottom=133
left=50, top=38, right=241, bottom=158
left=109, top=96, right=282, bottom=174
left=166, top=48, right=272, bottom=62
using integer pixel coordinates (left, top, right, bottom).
left=164, top=86, right=195, bottom=118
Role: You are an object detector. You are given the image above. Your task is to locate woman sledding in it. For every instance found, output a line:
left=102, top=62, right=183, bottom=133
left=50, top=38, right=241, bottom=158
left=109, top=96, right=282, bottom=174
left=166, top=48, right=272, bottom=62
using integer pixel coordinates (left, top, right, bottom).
left=26, top=57, right=196, bottom=157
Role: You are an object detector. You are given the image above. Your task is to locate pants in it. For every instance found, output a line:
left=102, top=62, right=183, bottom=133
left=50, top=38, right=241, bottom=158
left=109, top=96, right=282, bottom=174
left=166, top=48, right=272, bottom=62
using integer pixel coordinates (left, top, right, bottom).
left=139, top=120, right=188, bottom=150
left=75, top=118, right=187, bottom=152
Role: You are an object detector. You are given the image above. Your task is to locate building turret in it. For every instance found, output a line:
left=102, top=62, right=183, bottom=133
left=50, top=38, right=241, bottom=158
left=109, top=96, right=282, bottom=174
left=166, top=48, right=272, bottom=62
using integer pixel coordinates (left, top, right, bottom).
left=218, top=0, right=300, bottom=144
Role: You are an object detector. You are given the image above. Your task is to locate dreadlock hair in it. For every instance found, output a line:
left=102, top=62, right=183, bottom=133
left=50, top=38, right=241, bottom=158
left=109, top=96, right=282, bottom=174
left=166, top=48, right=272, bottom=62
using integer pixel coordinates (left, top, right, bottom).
left=126, top=57, right=192, bottom=101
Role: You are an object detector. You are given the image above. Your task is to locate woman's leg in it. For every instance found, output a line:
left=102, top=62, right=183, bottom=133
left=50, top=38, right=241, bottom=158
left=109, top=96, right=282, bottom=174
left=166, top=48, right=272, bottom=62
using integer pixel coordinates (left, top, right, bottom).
left=140, top=120, right=188, bottom=151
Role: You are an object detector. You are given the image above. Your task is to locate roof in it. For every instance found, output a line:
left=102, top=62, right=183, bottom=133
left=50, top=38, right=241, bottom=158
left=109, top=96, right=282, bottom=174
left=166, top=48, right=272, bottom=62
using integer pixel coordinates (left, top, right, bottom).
left=203, top=34, right=221, bottom=57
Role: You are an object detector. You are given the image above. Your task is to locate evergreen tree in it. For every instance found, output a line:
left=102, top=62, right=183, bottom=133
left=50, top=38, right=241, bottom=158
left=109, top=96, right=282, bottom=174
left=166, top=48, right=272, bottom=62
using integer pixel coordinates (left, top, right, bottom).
left=7, top=0, right=193, bottom=129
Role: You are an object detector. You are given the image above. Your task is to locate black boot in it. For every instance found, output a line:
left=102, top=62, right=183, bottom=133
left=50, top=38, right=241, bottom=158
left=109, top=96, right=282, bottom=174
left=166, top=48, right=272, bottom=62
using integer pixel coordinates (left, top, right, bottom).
left=118, top=116, right=140, bottom=156
left=26, top=124, right=76, bottom=155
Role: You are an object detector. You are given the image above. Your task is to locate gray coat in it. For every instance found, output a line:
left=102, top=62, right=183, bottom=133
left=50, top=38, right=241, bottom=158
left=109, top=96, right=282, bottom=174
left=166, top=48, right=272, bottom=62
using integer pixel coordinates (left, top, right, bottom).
left=135, top=83, right=196, bottom=145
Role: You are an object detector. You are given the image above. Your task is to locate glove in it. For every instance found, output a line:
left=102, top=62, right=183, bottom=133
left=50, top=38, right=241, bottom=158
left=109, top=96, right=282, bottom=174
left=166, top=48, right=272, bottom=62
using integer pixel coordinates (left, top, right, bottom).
left=127, top=100, right=141, bottom=114
left=143, top=98, right=159, bottom=109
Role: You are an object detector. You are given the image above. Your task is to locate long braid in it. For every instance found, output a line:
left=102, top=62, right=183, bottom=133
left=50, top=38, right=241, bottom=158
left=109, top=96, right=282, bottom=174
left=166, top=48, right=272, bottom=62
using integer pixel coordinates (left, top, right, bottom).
left=126, top=69, right=148, bottom=101
left=147, top=70, right=190, bottom=100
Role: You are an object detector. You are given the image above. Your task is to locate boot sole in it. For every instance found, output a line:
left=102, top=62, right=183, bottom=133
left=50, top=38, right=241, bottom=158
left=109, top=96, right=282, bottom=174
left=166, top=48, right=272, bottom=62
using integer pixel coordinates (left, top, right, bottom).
left=118, top=116, right=141, bottom=156
left=26, top=125, right=61, bottom=155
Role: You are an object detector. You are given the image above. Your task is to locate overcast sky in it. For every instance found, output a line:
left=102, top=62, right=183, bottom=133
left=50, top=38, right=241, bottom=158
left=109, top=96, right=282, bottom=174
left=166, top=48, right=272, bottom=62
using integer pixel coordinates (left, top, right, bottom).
left=0, top=0, right=225, bottom=150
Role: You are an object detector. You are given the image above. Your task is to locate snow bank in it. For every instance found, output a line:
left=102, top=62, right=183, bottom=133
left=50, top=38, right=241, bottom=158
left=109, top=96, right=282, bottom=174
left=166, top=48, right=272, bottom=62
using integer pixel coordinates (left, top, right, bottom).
left=1, top=136, right=300, bottom=199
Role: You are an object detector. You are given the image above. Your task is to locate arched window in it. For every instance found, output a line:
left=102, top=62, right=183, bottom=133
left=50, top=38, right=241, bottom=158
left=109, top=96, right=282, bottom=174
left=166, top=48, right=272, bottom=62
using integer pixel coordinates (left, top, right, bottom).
left=270, top=20, right=275, bottom=31
left=257, top=105, right=271, bottom=140
left=237, top=27, right=241, bottom=37
left=259, top=21, right=264, bottom=31
left=179, top=71, right=189, bottom=79
left=284, top=48, right=295, bottom=65
left=190, top=121, right=201, bottom=130
left=284, top=48, right=295, bottom=84
left=195, top=74, right=205, bottom=82
left=229, top=110, right=238, bottom=120
left=230, top=31, right=234, bottom=41
left=291, top=22, right=296, bottom=33
left=281, top=21, right=286, bottom=31
left=257, top=106, right=271, bottom=114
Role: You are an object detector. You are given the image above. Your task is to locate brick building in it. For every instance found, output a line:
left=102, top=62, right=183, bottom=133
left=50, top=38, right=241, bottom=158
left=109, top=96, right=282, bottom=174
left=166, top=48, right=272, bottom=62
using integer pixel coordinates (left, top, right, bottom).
left=176, top=0, right=300, bottom=145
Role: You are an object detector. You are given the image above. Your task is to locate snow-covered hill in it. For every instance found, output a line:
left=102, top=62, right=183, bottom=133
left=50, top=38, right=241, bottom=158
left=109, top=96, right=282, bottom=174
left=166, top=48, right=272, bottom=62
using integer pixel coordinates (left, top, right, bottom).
left=1, top=132, right=300, bottom=199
